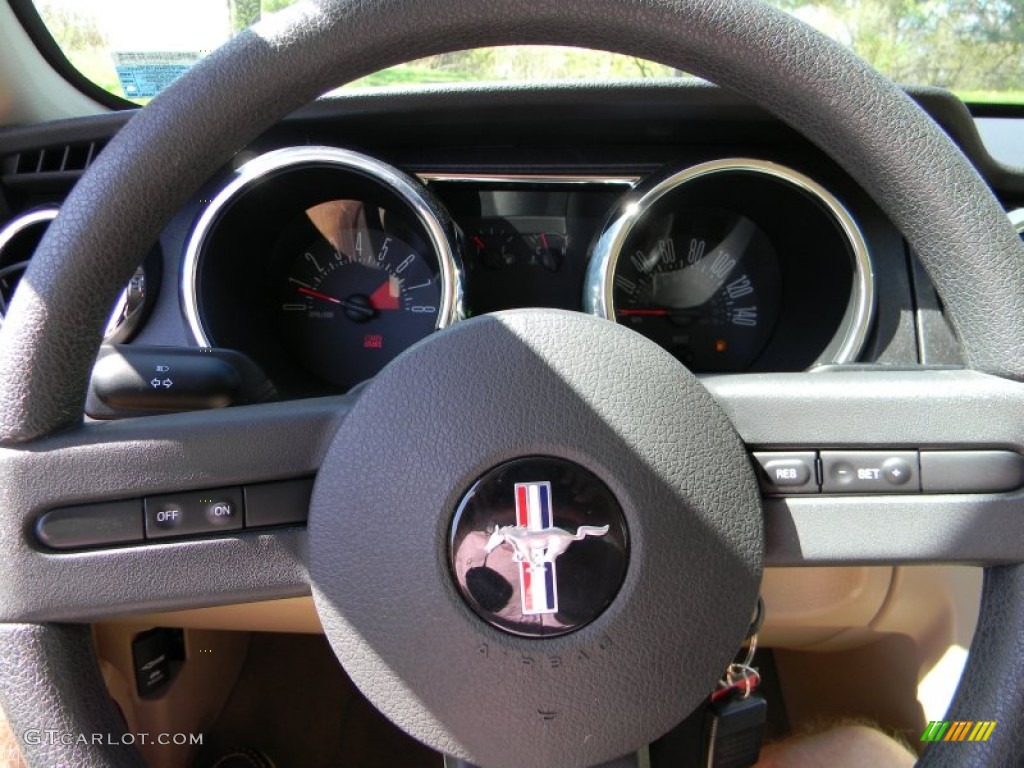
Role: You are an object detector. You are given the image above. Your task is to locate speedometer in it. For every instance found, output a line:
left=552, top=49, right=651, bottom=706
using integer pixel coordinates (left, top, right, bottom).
left=586, top=158, right=874, bottom=372
left=612, top=208, right=781, bottom=371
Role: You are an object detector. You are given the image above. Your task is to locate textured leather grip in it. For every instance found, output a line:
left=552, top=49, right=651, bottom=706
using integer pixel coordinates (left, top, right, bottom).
left=0, top=624, right=143, bottom=767
left=920, top=565, right=1024, bottom=768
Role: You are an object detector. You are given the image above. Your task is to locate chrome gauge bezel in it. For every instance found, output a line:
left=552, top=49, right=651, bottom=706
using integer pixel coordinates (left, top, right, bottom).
left=0, top=205, right=60, bottom=251
left=1009, top=208, right=1024, bottom=234
left=182, top=146, right=464, bottom=348
left=583, top=158, right=876, bottom=367
left=0, top=205, right=148, bottom=342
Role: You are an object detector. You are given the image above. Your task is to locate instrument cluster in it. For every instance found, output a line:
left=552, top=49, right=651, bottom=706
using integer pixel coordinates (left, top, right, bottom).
left=183, top=149, right=875, bottom=396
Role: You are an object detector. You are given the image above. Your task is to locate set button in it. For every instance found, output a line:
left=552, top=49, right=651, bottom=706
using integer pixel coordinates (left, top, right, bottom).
left=820, top=451, right=919, bottom=493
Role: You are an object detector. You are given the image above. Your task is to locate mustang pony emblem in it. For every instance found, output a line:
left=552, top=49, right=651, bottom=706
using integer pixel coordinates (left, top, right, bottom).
left=484, top=481, right=610, bottom=615
left=485, top=525, right=611, bottom=566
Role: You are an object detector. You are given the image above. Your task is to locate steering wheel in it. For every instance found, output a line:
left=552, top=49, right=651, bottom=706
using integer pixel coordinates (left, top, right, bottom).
left=1, top=0, right=1023, bottom=766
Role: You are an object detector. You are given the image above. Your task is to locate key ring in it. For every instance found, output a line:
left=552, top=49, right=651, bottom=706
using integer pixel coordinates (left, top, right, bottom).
left=739, top=631, right=758, bottom=669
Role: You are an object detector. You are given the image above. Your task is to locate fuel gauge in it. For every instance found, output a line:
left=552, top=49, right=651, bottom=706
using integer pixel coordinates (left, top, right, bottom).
left=523, top=232, right=566, bottom=272
left=470, top=218, right=525, bottom=270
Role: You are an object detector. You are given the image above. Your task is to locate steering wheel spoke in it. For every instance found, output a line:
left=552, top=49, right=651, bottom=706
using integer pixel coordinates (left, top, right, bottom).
left=0, top=395, right=351, bottom=623
left=705, top=368, right=1024, bottom=565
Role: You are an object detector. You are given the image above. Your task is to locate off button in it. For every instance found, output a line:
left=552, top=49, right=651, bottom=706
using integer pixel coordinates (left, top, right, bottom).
left=152, top=503, right=184, bottom=530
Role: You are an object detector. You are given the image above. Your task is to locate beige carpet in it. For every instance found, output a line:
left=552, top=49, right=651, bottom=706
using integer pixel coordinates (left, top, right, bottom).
left=0, top=705, right=26, bottom=768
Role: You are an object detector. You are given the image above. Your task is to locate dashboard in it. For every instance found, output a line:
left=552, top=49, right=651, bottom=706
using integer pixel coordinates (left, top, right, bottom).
left=1, top=83, right=1020, bottom=408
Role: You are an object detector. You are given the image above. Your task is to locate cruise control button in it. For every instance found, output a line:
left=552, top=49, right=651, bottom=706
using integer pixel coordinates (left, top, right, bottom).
left=920, top=451, right=1024, bottom=494
left=152, top=503, right=185, bottom=530
left=828, top=460, right=857, bottom=487
left=883, top=457, right=913, bottom=486
left=752, top=452, right=818, bottom=495
left=204, top=499, right=238, bottom=526
left=145, top=487, right=243, bottom=539
left=821, top=451, right=919, bottom=494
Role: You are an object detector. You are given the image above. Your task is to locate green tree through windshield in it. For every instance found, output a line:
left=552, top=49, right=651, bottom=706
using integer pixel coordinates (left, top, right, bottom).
left=31, top=0, right=1024, bottom=105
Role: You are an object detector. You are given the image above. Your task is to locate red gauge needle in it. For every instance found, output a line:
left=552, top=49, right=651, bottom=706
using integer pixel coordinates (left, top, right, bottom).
left=618, top=308, right=669, bottom=317
left=472, top=235, right=486, bottom=250
left=540, top=233, right=550, bottom=249
left=297, top=286, right=375, bottom=320
left=298, top=287, right=341, bottom=304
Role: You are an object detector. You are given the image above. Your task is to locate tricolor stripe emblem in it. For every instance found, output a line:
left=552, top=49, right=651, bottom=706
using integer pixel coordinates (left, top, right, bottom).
left=921, top=720, right=997, bottom=742
left=515, top=481, right=557, bottom=615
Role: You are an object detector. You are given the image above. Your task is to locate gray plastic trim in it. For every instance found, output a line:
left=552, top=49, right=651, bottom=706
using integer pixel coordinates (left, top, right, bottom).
left=0, top=395, right=348, bottom=623
left=702, top=368, right=1024, bottom=448
left=182, top=146, right=464, bottom=347
left=0, top=370, right=1021, bottom=623
left=920, top=450, right=1024, bottom=495
left=708, top=369, right=1024, bottom=566
left=764, top=493, right=1024, bottom=566
left=584, top=158, right=875, bottom=367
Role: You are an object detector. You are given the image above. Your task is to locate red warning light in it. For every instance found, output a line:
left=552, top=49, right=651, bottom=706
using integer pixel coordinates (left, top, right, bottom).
left=364, top=334, right=384, bottom=349
left=715, top=339, right=728, bottom=353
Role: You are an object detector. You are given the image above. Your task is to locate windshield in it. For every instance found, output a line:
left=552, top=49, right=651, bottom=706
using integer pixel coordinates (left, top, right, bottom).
left=29, top=0, right=1024, bottom=106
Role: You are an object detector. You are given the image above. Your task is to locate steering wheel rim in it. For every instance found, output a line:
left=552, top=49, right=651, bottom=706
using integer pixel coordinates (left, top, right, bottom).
left=0, top=0, right=1022, bottom=765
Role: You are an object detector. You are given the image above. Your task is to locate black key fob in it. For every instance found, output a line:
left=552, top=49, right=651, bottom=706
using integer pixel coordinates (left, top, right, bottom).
left=704, top=692, right=768, bottom=768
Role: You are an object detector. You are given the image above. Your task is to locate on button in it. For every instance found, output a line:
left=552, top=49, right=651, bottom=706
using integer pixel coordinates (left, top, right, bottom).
left=205, top=500, right=237, bottom=526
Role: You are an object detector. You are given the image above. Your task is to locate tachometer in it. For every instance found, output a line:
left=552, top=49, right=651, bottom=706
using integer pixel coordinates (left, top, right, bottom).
left=183, top=147, right=463, bottom=395
left=279, top=204, right=440, bottom=388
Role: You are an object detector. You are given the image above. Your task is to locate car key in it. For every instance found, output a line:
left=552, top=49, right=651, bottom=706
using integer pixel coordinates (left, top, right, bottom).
left=704, top=690, right=768, bottom=768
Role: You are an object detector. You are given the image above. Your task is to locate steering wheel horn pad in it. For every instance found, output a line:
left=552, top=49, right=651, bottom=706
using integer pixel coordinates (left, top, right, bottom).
left=309, top=310, right=763, bottom=767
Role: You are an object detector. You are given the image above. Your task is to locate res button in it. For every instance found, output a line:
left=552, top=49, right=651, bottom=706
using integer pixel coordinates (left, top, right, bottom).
left=752, top=452, right=819, bottom=495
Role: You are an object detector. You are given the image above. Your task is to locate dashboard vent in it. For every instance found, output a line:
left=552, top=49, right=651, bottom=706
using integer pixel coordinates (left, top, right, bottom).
left=10, top=140, right=105, bottom=176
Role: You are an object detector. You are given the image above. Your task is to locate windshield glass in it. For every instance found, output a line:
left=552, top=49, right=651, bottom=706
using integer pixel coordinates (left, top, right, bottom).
left=29, top=0, right=1024, bottom=106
